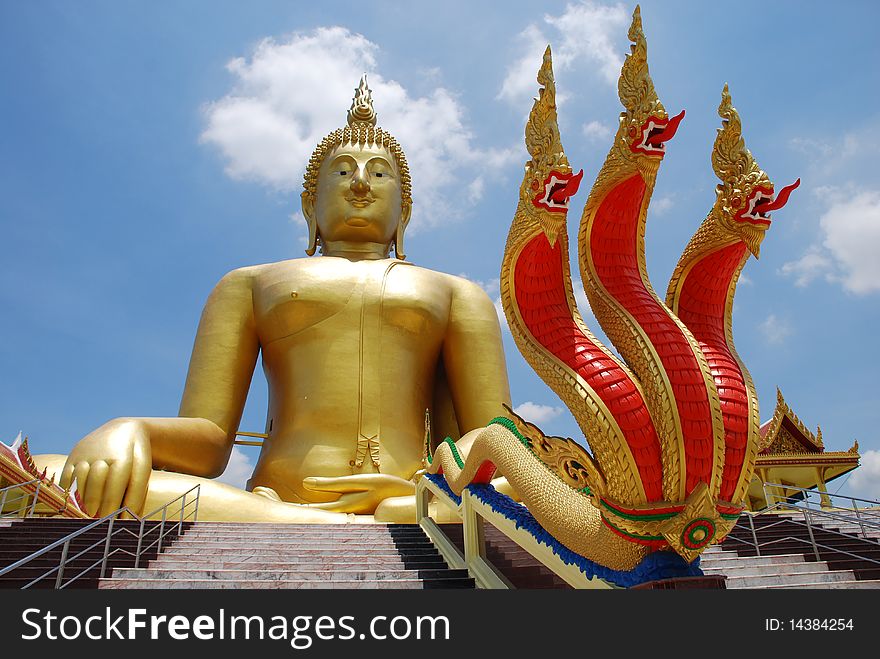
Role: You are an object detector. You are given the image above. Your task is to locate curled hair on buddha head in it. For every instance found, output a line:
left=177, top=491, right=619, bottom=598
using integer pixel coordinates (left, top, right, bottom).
left=301, top=75, right=413, bottom=259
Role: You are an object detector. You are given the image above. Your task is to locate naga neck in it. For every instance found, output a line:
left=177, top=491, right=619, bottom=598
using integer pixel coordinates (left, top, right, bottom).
left=321, top=240, right=392, bottom=261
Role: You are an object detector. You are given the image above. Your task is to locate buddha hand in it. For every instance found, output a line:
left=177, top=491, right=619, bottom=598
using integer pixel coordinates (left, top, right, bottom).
left=301, top=473, right=416, bottom=514
left=60, top=418, right=152, bottom=518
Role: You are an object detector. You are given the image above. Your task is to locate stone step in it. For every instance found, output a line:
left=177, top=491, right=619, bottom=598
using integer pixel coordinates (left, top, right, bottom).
left=702, top=562, right=836, bottom=578
left=110, top=567, right=470, bottom=582
left=159, top=547, right=441, bottom=558
left=699, top=554, right=808, bottom=568
left=759, top=580, right=880, bottom=590
left=162, top=541, right=435, bottom=551
left=723, top=570, right=859, bottom=588
left=176, top=531, right=429, bottom=540
left=98, top=577, right=475, bottom=590
left=146, top=559, right=447, bottom=571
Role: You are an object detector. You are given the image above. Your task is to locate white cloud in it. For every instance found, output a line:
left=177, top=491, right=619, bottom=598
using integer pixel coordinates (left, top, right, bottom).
left=781, top=189, right=880, bottom=294
left=467, top=177, right=485, bottom=204
left=819, top=190, right=880, bottom=294
left=499, top=1, right=629, bottom=107
left=758, top=313, right=793, bottom=345
left=848, top=450, right=880, bottom=501
left=652, top=195, right=674, bottom=216
left=214, top=447, right=255, bottom=490
left=200, top=26, right=517, bottom=231
left=514, top=401, right=564, bottom=425
left=779, top=246, right=833, bottom=287
left=582, top=120, right=612, bottom=142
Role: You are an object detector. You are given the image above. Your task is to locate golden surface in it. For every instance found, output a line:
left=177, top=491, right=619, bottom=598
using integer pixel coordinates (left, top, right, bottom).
left=35, top=79, right=511, bottom=522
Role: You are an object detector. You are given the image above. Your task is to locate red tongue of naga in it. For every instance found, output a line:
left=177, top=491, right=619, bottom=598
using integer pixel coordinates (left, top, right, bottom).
left=760, top=178, right=801, bottom=212
left=648, top=109, right=686, bottom=145
left=549, top=169, right=584, bottom=203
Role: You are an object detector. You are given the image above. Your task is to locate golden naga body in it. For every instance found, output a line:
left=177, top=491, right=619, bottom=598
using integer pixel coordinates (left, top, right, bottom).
left=35, top=77, right=512, bottom=523
left=430, top=7, right=798, bottom=569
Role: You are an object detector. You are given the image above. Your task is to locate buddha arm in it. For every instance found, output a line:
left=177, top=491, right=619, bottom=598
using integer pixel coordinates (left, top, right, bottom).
left=157, top=266, right=260, bottom=477
left=443, top=279, right=512, bottom=434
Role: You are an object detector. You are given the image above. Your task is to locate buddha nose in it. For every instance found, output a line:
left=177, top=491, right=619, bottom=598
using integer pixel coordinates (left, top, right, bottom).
left=350, top=167, right=370, bottom=195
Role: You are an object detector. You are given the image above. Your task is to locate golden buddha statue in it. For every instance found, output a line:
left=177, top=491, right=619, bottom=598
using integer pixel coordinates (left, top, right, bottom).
left=35, top=77, right=512, bottom=523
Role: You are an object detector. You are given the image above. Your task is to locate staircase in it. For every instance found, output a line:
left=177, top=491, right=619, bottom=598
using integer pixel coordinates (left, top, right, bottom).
left=98, top=523, right=474, bottom=589
left=705, top=512, right=880, bottom=589
left=0, top=517, right=167, bottom=588
left=436, top=523, right=571, bottom=589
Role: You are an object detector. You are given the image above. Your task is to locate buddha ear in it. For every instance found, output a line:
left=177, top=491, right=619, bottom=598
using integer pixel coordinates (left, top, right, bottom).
left=301, top=191, right=319, bottom=256
left=394, top=200, right=412, bottom=260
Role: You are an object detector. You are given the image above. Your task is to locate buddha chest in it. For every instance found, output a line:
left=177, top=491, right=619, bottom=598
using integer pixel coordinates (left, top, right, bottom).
left=252, top=257, right=451, bottom=348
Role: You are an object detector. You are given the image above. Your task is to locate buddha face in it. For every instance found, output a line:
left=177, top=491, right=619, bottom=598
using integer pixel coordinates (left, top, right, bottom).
left=305, top=142, right=410, bottom=247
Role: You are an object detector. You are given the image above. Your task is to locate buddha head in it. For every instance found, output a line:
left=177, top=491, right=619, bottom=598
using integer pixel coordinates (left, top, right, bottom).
left=302, top=76, right=413, bottom=259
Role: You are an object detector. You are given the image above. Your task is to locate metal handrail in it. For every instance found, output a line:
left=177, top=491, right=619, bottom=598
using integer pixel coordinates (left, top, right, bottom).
left=0, top=479, right=43, bottom=518
left=0, top=484, right=200, bottom=588
left=760, top=481, right=880, bottom=543
left=762, top=481, right=880, bottom=509
left=731, top=488, right=880, bottom=571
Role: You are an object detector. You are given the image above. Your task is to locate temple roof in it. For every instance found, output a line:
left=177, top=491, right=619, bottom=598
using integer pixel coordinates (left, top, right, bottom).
left=756, top=388, right=859, bottom=464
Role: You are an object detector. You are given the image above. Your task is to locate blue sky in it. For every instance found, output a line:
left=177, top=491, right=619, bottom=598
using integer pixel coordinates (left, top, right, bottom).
left=2, top=1, right=878, bottom=499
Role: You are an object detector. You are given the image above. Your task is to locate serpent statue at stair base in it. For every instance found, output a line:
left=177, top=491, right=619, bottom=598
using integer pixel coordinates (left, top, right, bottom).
left=428, top=6, right=798, bottom=585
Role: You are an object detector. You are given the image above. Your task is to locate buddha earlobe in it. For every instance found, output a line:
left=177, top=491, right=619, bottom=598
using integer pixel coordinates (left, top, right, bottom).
left=395, top=201, right=412, bottom=260
left=301, top=191, right=319, bottom=256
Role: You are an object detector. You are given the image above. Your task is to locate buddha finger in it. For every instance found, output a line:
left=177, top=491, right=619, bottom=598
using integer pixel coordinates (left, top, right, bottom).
left=98, top=461, right=132, bottom=518
left=82, top=460, right=109, bottom=517
left=71, top=461, right=91, bottom=502
left=119, top=436, right=151, bottom=519
left=59, top=461, right=75, bottom=490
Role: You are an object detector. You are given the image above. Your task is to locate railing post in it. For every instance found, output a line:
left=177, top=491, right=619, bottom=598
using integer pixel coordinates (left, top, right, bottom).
left=179, top=491, right=186, bottom=535
left=747, top=513, right=761, bottom=557
left=55, top=540, right=70, bottom=589
left=100, top=515, right=116, bottom=579
left=28, top=482, right=41, bottom=517
left=134, top=516, right=146, bottom=569
left=157, top=508, right=167, bottom=554
left=802, top=507, right=821, bottom=562
left=852, top=499, right=868, bottom=540
left=193, top=486, right=200, bottom=523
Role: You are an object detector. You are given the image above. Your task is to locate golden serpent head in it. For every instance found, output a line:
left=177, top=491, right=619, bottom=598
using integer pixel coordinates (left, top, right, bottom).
left=520, top=46, right=583, bottom=246
left=712, top=84, right=799, bottom=257
left=613, top=6, right=684, bottom=180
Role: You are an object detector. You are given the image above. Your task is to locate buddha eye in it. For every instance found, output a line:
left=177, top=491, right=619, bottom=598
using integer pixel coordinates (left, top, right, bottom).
left=374, top=172, right=384, bottom=178
left=338, top=170, right=349, bottom=176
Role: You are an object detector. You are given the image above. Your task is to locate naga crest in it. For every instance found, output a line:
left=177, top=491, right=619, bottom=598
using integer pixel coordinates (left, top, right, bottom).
left=713, top=84, right=800, bottom=257
left=614, top=6, right=685, bottom=176
left=521, top=45, right=584, bottom=247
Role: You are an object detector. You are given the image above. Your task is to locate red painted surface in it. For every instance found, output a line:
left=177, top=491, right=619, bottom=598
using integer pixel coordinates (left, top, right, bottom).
left=674, top=241, right=750, bottom=502
left=590, top=174, right=715, bottom=492
left=514, top=233, right=664, bottom=501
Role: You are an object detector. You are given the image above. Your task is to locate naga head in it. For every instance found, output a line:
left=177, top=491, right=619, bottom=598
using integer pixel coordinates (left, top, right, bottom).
left=521, top=45, right=584, bottom=247
left=615, top=6, right=685, bottom=178
left=712, top=84, right=799, bottom=258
